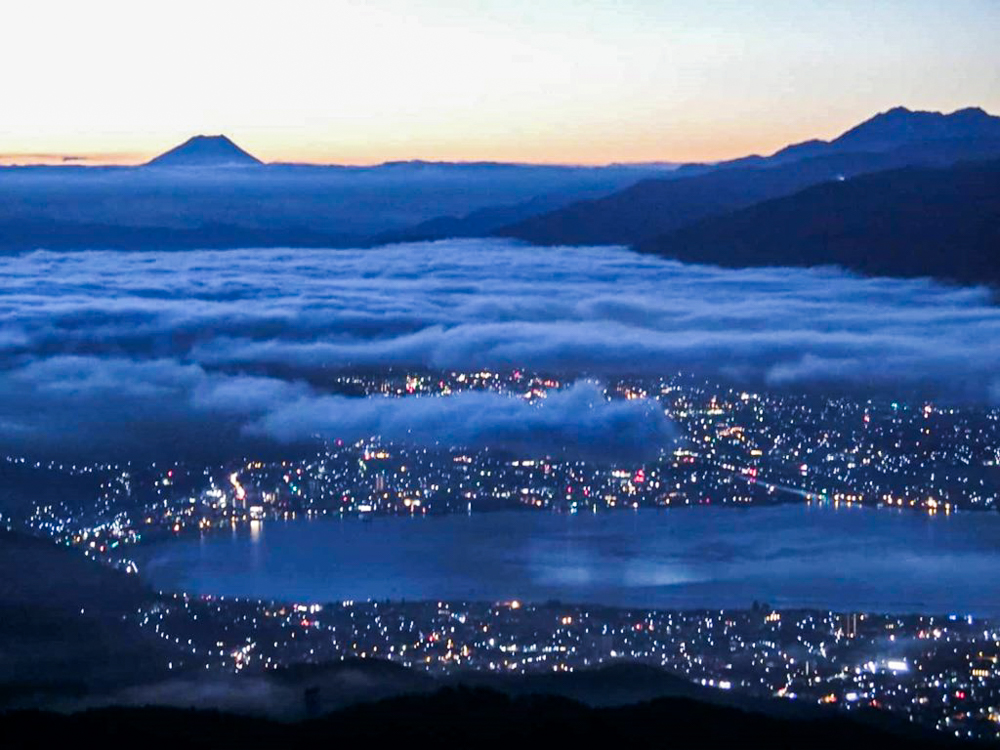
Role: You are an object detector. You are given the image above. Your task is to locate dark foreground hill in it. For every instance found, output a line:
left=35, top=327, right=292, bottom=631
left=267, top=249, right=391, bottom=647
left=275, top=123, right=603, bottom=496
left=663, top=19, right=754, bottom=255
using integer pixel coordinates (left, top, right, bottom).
left=0, top=687, right=965, bottom=750
left=638, top=158, right=1000, bottom=286
left=0, top=530, right=169, bottom=703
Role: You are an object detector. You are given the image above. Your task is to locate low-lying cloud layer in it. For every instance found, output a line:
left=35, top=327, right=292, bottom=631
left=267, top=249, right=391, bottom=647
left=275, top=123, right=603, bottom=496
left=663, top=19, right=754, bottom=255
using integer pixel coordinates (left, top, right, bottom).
left=254, top=381, right=674, bottom=462
left=1, top=240, right=998, bottom=460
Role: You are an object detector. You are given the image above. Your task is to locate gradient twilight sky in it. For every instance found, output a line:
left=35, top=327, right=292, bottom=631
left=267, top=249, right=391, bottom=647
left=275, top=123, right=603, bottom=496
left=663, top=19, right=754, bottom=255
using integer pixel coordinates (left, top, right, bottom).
left=2, top=0, right=998, bottom=166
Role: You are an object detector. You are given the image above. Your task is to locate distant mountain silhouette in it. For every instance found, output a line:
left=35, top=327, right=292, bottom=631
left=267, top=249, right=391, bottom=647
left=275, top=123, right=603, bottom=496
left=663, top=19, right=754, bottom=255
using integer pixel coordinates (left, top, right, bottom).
left=682, top=106, right=1000, bottom=172
left=146, top=135, right=263, bottom=167
left=638, top=158, right=1000, bottom=286
left=831, top=106, right=1000, bottom=152
left=496, top=107, right=1000, bottom=246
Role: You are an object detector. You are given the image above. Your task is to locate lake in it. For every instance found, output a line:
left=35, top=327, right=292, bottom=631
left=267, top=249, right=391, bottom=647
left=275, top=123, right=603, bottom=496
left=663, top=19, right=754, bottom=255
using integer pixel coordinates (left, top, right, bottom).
left=135, top=505, right=1000, bottom=615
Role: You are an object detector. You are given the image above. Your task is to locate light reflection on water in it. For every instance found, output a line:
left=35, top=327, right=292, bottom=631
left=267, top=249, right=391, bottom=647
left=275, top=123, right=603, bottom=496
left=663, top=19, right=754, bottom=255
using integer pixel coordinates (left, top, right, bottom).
left=137, top=505, right=1000, bottom=616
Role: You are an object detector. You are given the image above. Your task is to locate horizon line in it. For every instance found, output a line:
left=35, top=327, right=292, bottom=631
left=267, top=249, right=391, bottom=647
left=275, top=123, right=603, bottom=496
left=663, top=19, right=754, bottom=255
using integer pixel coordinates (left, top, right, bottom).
left=0, top=154, right=691, bottom=169
left=2, top=103, right=993, bottom=169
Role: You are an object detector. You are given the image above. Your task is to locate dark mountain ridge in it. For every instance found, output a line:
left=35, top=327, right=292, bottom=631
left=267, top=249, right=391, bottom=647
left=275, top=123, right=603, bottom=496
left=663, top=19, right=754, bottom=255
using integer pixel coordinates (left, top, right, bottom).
left=638, top=158, right=1000, bottom=285
left=833, top=106, right=1000, bottom=152
left=495, top=135, right=1000, bottom=246
left=679, top=106, right=1000, bottom=173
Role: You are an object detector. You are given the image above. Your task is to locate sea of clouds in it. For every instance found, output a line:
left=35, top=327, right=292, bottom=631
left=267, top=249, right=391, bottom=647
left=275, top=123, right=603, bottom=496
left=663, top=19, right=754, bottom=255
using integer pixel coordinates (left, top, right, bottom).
left=1, top=239, right=998, bottom=461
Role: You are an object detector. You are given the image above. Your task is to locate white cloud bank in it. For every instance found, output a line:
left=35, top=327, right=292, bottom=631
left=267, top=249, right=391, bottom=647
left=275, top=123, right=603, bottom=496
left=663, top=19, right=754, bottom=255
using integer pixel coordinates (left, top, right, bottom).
left=1, top=240, right=997, bottom=459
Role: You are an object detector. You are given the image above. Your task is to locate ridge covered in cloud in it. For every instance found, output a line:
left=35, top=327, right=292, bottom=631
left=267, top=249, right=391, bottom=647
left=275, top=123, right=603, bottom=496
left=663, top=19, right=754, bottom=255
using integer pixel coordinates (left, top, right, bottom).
left=1, top=240, right=998, bottom=460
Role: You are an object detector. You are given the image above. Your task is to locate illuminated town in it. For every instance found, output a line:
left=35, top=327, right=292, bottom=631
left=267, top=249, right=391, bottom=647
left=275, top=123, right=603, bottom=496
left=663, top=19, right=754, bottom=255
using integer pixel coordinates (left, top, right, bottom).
left=4, top=370, right=997, bottom=555
left=135, top=594, right=1000, bottom=741
left=2, top=370, right=998, bottom=740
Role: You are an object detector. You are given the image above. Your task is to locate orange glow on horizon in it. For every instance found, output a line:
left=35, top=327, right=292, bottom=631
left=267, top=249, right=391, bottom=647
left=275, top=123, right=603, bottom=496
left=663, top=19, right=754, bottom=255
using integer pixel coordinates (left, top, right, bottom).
left=2, top=2, right=997, bottom=169
left=0, top=126, right=824, bottom=168
left=0, top=151, right=147, bottom=167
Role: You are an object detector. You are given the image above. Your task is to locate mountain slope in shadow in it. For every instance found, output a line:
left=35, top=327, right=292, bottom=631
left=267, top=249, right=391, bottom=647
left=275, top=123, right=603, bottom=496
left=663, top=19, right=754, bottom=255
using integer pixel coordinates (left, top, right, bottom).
left=638, top=158, right=1000, bottom=286
left=495, top=137, right=1000, bottom=247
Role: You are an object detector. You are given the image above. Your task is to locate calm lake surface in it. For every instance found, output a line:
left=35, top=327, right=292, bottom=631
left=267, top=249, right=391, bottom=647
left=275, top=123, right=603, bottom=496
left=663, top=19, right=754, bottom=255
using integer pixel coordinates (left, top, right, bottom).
left=135, top=506, right=1000, bottom=616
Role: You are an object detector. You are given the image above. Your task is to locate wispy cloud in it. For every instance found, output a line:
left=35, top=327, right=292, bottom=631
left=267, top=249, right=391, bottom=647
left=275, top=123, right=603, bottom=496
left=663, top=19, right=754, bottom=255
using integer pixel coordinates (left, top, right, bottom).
left=252, top=381, right=675, bottom=462
left=0, top=151, right=143, bottom=166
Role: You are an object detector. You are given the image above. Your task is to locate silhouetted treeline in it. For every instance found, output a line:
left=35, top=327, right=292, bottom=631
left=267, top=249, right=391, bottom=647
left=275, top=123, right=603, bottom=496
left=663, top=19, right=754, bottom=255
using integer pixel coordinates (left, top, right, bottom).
left=0, top=687, right=970, bottom=750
